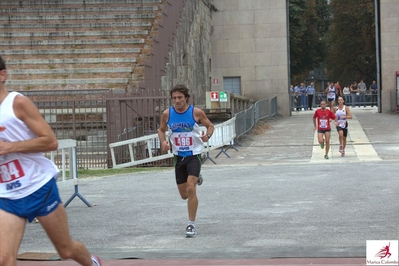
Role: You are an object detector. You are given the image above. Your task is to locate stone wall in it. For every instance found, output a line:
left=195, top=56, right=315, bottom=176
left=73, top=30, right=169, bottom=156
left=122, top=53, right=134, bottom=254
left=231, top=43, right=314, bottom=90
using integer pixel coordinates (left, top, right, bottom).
left=380, top=0, right=399, bottom=112
left=209, top=0, right=289, bottom=116
left=161, top=0, right=212, bottom=107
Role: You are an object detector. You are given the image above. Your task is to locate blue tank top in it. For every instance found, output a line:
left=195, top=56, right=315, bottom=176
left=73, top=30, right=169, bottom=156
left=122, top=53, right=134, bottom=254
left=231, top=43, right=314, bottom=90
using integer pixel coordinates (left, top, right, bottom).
left=167, top=105, right=203, bottom=156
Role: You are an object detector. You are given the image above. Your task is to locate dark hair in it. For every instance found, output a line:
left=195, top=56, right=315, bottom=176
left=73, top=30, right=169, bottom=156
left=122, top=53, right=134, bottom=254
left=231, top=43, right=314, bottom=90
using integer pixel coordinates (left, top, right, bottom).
left=170, top=84, right=190, bottom=102
left=0, top=55, right=6, bottom=71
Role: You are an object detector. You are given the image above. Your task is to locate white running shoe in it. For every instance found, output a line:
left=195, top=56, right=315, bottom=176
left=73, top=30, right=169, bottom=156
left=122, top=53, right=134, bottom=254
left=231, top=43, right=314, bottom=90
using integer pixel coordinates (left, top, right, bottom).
left=185, top=225, right=197, bottom=237
left=91, top=255, right=102, bottom=266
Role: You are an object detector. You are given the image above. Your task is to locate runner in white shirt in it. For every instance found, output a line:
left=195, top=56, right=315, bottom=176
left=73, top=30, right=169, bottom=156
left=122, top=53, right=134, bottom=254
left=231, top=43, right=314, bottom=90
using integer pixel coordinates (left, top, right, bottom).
left=324, top=82, right=336, bottom=110
left=333, top=96, right=353, bottom=157
left=0, top=55, right=102, bottom=266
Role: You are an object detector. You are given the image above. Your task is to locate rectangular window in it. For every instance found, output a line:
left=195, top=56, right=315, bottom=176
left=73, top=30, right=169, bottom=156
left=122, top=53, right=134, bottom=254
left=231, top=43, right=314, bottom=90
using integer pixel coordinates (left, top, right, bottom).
left=223, top=77, right=241, bottom=95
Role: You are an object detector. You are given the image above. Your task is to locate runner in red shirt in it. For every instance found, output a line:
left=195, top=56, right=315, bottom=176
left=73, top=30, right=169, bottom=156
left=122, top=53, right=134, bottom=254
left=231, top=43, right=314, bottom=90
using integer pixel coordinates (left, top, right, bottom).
left=313, top=100, right=337, bottom=159
left=335, top=82, right=342, bottom=97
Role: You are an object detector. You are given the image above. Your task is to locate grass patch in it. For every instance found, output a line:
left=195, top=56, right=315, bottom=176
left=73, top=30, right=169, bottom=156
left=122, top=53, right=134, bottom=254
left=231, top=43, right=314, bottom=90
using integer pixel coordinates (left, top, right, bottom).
left=67, top=167, right=172, bottom=179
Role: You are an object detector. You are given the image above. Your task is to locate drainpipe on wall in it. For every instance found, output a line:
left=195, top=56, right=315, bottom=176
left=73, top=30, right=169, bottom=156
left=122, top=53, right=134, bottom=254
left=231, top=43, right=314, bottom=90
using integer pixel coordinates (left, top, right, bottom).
left=286, top=0, right=292, bottom=116
left=374, top=0, right=381, bottom=113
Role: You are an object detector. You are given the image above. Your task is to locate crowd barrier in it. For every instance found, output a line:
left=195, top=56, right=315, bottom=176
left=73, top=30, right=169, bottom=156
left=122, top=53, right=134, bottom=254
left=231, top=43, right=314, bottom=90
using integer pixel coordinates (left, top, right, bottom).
left=108, top=96, right=278, bottom=168
left=48, top=139, right=92, bottom=207
left=109, top=134, right=174, bottom=168
left=291, top=91, right=378, bottom=111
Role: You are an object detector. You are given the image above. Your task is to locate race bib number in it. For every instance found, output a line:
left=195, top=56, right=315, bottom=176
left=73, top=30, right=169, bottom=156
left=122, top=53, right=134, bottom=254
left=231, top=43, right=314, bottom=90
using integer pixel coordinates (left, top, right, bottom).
left=338, top=120, right=346, bottom=128
left=320, top=119, right=328, bottom=129
left=173, top=133, right=194, bottom=152
left=0, top=157, right=29, bottom=193
left=0, top=160, right=25, bottom=183
left=327, top=92, right=335, bottom=99
left=174, top=136, right=193, bottom=147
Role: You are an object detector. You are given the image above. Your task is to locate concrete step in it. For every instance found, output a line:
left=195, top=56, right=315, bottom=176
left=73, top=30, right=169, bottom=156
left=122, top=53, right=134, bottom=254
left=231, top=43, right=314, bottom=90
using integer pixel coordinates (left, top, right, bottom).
left=8, top=72, right=131, bottom=81
left=77, top=139, right=107, bottom=145
left=8, top=68, right=133, bottom=75
left=0, top=39, right=145, bottom=46
left=0, top=48, right=141, bottom=55
left=0, top=6, right=159, bottom=14
left=0, top=30, right=148, bottom=39
left=5, top=57, right=137, bottom=65
left=9, top=63, right=136, bottom=71
left=0, top=21, right=151, bottom=29
left=6, top=78, right=129, bottom=86
left=0, top=0, right=162, bottom=5
left=86, top=137, right=107, bottom=143
left=6, top=83, right=127, bottom=91
left=0, top=14, right=155, bottom=22
left=7, top=57, right=137, bottom=67
left=77, top=146, right=108, bottom=153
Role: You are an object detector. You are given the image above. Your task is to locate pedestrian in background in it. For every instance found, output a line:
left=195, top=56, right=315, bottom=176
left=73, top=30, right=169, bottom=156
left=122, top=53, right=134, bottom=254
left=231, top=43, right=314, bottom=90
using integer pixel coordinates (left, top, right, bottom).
left=343, top=84, right=351, bottom=104
left=300, top=83, right=307, bottom=111
left=357, top=80, right=367, bottom=107
left=306, top=82, right=315, bottom=110
left=350, top=81, right=359, bottom=108
left=369, top=80, right=378, bottom=107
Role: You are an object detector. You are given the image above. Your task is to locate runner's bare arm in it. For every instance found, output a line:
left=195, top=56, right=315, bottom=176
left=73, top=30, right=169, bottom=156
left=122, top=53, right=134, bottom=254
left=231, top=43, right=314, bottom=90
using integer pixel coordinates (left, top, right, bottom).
left=194, top=108, right=214, bottom=141
left=345, top=106, right=353, bottom=119
left=0, top=95, right=58, bottom=155
left=157, top=109, right=170, bottom=152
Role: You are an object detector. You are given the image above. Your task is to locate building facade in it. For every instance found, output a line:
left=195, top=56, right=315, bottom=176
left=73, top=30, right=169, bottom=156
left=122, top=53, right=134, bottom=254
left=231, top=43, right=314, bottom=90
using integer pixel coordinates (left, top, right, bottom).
left=380, top=0, right=399, bottom=113
left=210, top=0, right=290, bottom=116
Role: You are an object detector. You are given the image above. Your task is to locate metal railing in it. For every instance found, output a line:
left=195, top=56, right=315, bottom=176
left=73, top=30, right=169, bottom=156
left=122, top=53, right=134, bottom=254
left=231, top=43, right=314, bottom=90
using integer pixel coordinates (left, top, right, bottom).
left=292, top=91, right=378, bottom=111
left=390, top=91, right=398, bottom=112
left=108, top=96, right=279, bottom=167
left=109, top=117, right=237, bottom=168
left=46, top=139, right=92, bottom=207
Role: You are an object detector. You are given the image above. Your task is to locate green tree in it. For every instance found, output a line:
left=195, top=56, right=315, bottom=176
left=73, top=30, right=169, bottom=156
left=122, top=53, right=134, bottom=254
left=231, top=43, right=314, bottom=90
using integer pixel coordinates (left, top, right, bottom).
left=325, top=0, right=376, bottom=86
left=315, top=0, right=330, bottom=59
left=289, top=0, right=328, bottom=82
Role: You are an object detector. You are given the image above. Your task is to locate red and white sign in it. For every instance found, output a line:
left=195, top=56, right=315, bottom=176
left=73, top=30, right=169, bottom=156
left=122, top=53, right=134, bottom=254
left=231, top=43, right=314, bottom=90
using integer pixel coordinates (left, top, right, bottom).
left=213, top=79, right=219, bottom=85
left=210, top=91, right=219, bottom=102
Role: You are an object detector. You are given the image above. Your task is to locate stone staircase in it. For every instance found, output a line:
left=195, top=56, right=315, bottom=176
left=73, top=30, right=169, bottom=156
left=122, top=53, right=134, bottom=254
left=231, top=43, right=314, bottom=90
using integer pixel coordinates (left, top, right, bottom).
left=0, top=0, right=163, bottom=91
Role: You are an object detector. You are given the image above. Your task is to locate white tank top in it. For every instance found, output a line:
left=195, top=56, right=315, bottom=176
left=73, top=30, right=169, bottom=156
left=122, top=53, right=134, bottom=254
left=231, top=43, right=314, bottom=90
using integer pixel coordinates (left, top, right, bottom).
left=335, top=105, right=347, bottom=128
left=327, top=86, right=336, bottom=99
left=167, top=105, right=203, bottom=156
left=0, top=92, right=59, bottom=199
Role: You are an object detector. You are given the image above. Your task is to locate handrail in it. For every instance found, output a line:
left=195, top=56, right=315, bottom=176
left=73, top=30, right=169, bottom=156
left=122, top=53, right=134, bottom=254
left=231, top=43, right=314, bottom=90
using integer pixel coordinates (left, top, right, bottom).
left=108, top=97, right=276, bottom=168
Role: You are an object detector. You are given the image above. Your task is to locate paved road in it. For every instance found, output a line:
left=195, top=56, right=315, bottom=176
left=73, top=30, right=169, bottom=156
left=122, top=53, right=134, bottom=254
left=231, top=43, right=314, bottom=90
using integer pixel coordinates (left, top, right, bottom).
left=17, top=107, right=399, bottom=265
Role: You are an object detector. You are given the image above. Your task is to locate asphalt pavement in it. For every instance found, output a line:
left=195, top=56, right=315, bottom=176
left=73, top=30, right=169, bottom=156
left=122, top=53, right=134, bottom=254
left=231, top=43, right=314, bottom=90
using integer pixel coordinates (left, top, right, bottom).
left=17, top=106, right=399, bottom=266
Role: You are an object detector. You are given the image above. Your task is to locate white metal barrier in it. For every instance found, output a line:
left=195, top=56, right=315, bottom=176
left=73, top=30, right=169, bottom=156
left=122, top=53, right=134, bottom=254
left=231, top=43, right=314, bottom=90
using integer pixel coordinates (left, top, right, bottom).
left=109, top=134, right=174, bottom=169
left=50, top=139, right=77, bottom=182
left=109, top=117, right=237, bottom=168
left=48, top=139, right=92, bottom=207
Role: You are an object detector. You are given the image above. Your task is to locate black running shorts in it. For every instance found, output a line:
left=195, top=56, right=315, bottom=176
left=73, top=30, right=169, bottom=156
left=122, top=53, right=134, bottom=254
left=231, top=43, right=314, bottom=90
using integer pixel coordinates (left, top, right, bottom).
left=317, top=129, right=331, bottom=134
left=336, top=126, right=348, bottom=137
left=174, top=155, right=202, bottom=185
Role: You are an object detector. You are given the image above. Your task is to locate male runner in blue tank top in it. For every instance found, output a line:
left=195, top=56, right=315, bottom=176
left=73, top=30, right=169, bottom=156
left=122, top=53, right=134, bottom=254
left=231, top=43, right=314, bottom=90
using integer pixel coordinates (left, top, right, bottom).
left=158, top=85, right=214, bottom=237
left=0, top=55, right=102, bottom=266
